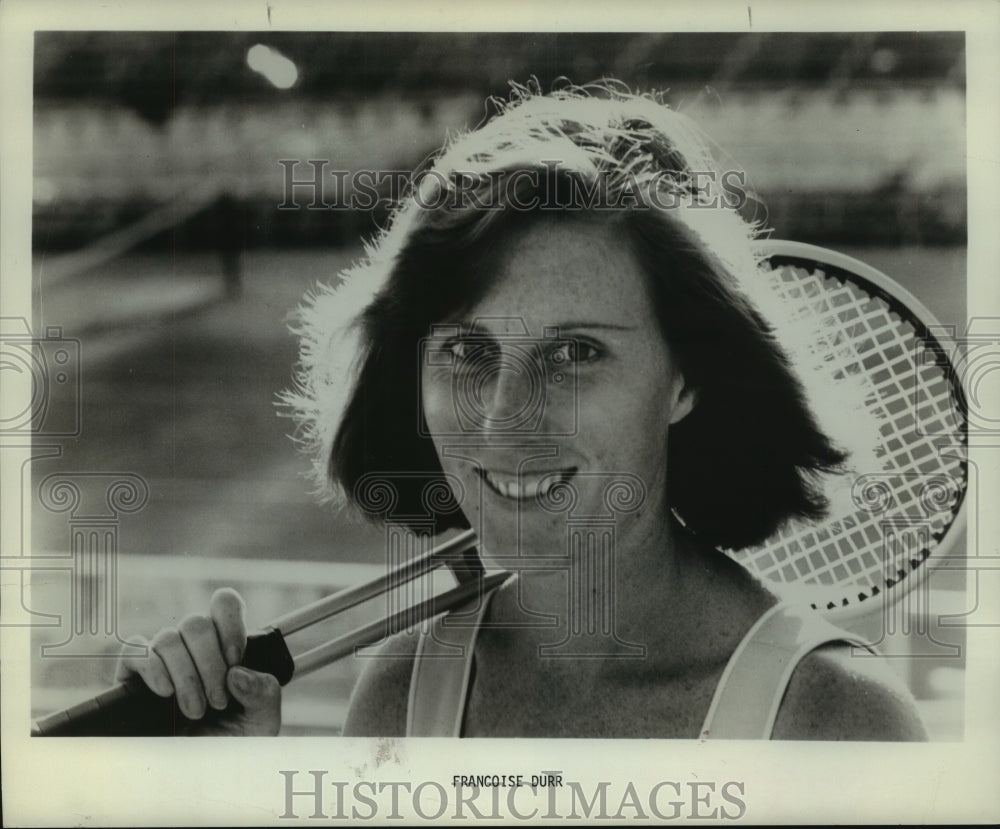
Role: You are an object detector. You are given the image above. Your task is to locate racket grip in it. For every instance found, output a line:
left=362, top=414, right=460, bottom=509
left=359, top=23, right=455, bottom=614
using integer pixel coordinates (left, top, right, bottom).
left=31, top=628, right=295, bottom=737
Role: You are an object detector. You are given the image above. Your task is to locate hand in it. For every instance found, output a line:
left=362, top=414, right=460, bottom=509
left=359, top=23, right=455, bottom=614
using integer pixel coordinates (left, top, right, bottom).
left=116, top=588, right=281, bottom=735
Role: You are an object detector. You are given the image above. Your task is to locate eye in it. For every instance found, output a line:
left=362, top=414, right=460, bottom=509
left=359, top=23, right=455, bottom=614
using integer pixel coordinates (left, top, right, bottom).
left=446, top=337, right=500, bottom=368
left=548, top=340, right=600, bottom=365
left=445, top=339, right=470, bottom=360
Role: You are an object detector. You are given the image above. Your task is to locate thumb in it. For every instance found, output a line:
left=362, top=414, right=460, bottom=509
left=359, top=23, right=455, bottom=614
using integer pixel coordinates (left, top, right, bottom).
left=227, top=667, right=281, bottom=733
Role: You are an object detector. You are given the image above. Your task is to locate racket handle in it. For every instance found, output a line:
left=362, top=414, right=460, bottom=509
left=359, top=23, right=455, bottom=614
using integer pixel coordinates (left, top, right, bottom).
left=31, top=628, right=295, bottom=737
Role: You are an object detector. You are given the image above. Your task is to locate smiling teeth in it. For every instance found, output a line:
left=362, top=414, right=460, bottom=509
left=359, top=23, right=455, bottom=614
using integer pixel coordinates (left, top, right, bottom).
left=483, top=470, right=571, bottom=500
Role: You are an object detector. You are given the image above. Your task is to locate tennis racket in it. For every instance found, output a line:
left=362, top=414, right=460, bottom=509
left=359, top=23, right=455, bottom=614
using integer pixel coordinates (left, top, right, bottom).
left=32, top=240, right=968, bottom=734
left=737, top=240, right=968, bottom=620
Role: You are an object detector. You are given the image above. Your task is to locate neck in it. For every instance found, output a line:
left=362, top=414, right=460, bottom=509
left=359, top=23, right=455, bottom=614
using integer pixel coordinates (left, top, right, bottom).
left=488, top=512, right=765, bottom=674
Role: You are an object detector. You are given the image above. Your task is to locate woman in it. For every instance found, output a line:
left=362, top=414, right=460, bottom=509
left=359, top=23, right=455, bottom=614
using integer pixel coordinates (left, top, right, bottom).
left=119, top=83, right=926, bottom=740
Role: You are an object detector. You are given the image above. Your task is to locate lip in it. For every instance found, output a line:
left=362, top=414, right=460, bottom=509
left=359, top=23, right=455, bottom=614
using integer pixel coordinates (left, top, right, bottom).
left=479, top=467, right=577, bottom=501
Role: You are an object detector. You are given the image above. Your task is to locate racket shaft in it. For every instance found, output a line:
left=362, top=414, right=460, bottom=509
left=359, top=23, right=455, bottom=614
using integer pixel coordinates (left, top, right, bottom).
left=268, top=529, right=478, bottom=635
left=293, top=571, right=512, bottom=678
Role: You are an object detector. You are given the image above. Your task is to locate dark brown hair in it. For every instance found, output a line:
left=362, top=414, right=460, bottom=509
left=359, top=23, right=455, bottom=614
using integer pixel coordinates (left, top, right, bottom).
left=285, top=84, right=848, bottom=550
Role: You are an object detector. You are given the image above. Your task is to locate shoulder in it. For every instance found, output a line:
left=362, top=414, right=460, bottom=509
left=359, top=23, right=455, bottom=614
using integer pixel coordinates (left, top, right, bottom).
left=341, top=629, right=419, bottom=737
left=771, top=642, right=928, bottom=741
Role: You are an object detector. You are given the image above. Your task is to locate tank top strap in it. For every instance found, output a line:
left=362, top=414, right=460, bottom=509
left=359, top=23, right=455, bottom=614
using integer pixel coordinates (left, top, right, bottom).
left=700, top=602, right=874, bottom=740
left=406, top=584, right=501, bottom=737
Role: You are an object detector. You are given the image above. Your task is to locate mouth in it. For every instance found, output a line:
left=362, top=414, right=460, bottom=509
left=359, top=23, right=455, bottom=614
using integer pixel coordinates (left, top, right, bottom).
left=479, top=467, right=577, bottom=501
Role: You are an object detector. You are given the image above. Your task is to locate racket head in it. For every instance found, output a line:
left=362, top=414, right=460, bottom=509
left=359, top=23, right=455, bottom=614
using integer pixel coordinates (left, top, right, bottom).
left=732, top=240, right=968, bottom=622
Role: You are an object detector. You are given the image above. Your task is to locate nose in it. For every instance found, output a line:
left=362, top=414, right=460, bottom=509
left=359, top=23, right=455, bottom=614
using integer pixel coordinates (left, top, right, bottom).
left=484, top=363, right=534, bottom=426
left=466, top=345, right=544, bottom=433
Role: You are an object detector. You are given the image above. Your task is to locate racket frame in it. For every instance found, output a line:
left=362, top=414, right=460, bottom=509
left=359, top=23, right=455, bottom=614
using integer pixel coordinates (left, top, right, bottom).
left=751, top=240, right=969, bottom=622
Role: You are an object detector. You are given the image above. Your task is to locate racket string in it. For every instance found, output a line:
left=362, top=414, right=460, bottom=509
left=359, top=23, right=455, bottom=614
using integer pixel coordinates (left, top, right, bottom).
left=734, top=259, right=967, bottom=610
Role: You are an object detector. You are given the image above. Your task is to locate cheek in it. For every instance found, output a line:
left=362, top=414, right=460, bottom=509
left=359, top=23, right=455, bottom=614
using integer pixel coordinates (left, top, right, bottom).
left=582, top=409, right=669, bottom=476
left=575, top=370, right=673, bottom=489
left=421, top=377, right=477, bottom=511
left=421, top=372, right=460, bottom=436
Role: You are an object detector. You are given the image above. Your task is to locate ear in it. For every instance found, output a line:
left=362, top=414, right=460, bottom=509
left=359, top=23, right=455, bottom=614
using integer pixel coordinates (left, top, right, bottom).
left=668, top=373, right=698, bottom=426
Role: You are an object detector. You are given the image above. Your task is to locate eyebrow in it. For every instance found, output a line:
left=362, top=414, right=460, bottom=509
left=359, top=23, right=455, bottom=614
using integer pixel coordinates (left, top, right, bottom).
left=552, top=322, right=638, bottom=333
left=442, top=321, right=638, bottom=335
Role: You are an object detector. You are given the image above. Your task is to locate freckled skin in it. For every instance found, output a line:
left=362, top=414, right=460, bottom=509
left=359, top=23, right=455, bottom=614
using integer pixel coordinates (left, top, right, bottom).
left=420, top=216, right=694, bottom=567
left=343, top=216, right=928, bottom=741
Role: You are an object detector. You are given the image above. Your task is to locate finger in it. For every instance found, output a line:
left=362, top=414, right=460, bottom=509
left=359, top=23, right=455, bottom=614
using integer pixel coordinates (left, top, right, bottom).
left=178, top=614, right=230, bottom=711
left=115, top=635, right=174, bottom=697
left=209, top=587, right=247, bottom=667
left=227, top=667, right=281, bottom=735
left=151, top=627, right=206, bottom=720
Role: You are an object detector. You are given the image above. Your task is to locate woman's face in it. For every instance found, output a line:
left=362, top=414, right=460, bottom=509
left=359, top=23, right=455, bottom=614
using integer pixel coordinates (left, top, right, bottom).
left=420, top=216, right=696, bottom=562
